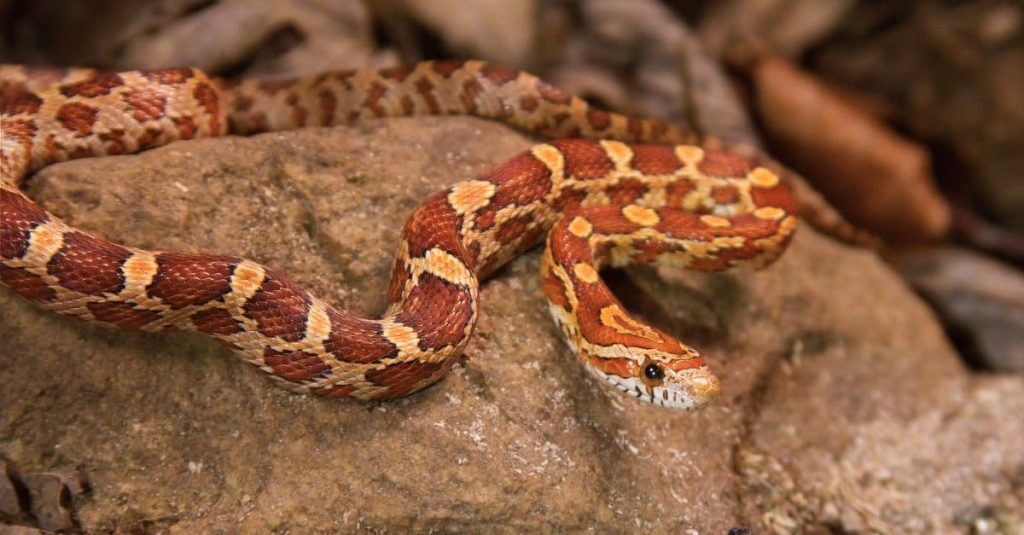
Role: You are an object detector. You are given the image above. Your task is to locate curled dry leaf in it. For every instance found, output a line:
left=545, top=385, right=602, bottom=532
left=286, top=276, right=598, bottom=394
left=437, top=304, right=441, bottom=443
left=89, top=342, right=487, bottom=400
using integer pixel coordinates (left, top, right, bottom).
left=748, top=53, right=951, bottom=244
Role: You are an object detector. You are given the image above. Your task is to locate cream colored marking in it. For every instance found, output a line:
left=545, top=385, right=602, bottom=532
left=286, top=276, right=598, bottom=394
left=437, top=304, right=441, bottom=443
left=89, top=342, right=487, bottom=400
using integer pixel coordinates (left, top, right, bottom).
left=120, top=252, right=159, bottom=298
left=447, top=180, right=496, bottom=216
left=351, top=384, right=391, bottom=400
left=547, top=302, right=583, bottom=354
left=418, top=247, right=474, bottom=286
left=305, top=298, right=332, bottom=342
left=684, top=241, right=718, bottom=259
left=700, top=215, right=732, bottom=228
left=608, top=243, right=637, bottom=268
left=545, top=253, right=581, bottom=312
left=638, top=186, right=668, bottom=209
left=681, top=184, right=711, bottom=212
left=621, top=205, right=660, bottom=227
left=381, top=319, right=420, bottom=353
left=674, top=145, right=704, bottom=167
left=599, top=140, right=634, bottom=173
left=530, top=144, right=565, bottom=183
left=573, top=263, right=600, bottom=284
left=463, top=59, right=487, bottom=74
left=599, top=304, right=661, bottom=342
left=753, top=236, right=783, bottom=251
left=540, top=246, right=554, bottom=277
left=459, top=200, right=536, bottom=251
left=706, top=179, right=756, bottom=216
left=581, top=191, right=610, bottom=207
left=577, top=343, right=658, bottom=367
left=567, top=216, right=593, bottom=238
left=1, top=145, right=28, bottom=180
left=753, top=206, right=787, bottom=221
left=748, top=167, right=780, bottom=188
left=655, top=251, right=693, bottom=268
left=569, top=98, right=590, bottom=127
left=712, top=236, right=747, bottom=249
left=606, top=114, right=630, bottom=139
left=227, top=261, right=266, bottom=304
left=753, top=216, right=798, bottom=249
left=22, top=222, right=65, bottom=266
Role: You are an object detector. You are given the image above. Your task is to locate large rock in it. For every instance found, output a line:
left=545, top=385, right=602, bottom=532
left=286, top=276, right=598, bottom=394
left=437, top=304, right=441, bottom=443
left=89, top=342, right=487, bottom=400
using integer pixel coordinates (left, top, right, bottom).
left=1, top=118, right=1022, bottom=532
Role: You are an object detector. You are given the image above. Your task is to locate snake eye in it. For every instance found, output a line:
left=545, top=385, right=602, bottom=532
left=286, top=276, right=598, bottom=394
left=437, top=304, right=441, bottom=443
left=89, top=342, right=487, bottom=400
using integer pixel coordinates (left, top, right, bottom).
left=643, top=362, right=664, bottom=381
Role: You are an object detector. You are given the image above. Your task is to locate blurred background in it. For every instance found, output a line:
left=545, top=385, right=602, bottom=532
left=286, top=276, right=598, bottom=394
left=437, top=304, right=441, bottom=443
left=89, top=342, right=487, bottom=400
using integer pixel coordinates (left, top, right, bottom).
left=3, top=0, right=1018, bottom=374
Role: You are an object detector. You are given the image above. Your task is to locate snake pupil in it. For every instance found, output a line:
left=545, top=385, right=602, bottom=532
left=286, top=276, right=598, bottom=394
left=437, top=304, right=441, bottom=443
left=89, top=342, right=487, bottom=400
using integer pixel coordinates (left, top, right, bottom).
left=644, top=363, right=664, bottom=380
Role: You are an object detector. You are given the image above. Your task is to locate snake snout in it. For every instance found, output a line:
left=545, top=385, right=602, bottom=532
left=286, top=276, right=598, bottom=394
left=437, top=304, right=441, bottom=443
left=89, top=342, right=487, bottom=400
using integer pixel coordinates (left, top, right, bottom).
left=659, top=366, right=720, bottom=410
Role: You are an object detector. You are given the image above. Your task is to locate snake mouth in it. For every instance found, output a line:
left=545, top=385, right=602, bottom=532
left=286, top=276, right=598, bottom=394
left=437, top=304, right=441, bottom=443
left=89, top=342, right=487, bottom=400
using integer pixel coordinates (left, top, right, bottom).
left=600, top=366, right=720, bottom=410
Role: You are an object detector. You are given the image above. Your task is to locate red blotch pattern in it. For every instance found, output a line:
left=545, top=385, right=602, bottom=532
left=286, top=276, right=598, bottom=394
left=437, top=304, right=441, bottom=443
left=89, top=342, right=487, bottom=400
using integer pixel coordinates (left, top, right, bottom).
left=555, top=140, right=614, bottom=180
left=698, top=150, right=754, bottom=178
left=148, top=253, right=236, bottom=309
left=88, top=300, right=161, bottom=329
left=394, top=272, right=474, bottom=350
left=59, top=72, right=123, bottom=98
left=324, top=310, right=398, bottom=364
left=1, top=265, right=56, bottom=302
left=0, top=189, right=48, bottom=259
left=366, top=359, right=451, bottom=399
left=190, top=308, right=243, bottom=335
left=47, top=232, right=132, bottom=295
left=263, top=347, right=332, bottom=382
left=630, top=145, right=681, bottom=175
left=244, top=274, right=310, bottom=342
left=56, top=102, right=98, bottom=136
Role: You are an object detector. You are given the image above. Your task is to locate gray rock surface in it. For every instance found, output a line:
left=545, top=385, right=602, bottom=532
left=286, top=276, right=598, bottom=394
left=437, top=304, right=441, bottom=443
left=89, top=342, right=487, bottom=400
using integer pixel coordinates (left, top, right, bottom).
left=1, top=118, right=1022, bottom=532
left=898, top=246, right=1024, bottom=373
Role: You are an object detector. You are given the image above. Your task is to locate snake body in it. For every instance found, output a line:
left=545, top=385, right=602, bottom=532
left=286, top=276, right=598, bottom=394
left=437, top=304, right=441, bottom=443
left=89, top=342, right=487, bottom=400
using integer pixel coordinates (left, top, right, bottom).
left=0, top=60, right=796, bottom=409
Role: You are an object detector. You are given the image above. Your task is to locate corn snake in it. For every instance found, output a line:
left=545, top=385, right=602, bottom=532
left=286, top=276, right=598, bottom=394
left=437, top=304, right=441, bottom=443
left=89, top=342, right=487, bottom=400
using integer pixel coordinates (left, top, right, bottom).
left=0, top=60, right=802, bottom=409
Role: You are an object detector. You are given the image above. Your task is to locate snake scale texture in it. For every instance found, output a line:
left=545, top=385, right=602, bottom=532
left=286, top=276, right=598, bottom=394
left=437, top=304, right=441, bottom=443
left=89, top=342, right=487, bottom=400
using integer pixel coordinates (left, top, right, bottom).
left=0, top=60, right=803, bottom=409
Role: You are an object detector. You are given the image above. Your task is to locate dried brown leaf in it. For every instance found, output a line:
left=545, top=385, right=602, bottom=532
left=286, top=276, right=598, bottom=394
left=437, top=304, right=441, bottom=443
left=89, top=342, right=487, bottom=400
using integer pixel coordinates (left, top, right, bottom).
left=751, top=54, right=951, bottom=244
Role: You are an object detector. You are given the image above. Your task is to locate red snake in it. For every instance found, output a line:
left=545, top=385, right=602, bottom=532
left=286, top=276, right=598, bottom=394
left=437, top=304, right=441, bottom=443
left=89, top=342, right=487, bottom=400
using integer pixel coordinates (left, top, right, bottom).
left=0, top=60, right=800, bottom=409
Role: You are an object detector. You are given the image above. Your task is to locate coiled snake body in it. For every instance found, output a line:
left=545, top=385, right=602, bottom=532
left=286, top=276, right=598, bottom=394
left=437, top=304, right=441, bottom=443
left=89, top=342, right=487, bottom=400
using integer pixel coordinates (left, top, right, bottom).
left=1, top=61, right=798, bottom=409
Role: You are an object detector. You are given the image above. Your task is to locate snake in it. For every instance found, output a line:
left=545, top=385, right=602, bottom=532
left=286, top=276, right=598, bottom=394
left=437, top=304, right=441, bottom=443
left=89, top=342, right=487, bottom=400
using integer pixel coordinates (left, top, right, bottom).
left=1, top=60, right=801, bottom=410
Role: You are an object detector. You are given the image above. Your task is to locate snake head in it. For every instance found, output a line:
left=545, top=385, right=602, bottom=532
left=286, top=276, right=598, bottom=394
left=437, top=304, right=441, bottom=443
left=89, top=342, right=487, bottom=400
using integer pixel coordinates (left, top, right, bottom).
left=584, top=348, right=721, bottom=410
left=542, top=272, right=721, bottom=410
left=635, top=355, right=720, bottom=410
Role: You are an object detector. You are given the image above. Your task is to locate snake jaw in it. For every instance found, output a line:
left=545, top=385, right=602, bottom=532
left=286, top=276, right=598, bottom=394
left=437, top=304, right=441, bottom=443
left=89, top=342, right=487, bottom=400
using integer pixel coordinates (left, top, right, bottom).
left=594, top=362, right=720, bottom=410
